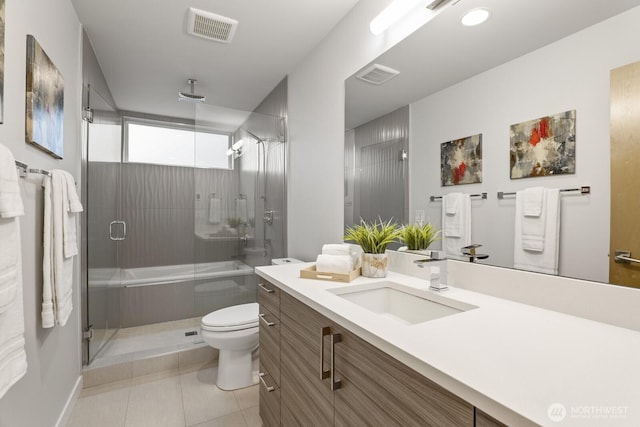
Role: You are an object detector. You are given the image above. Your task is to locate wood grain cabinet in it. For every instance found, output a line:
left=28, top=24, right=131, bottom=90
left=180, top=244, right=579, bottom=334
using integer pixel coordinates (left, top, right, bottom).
left=258, top=279, right=281, bottom=427
left=261, top=285, right=504, bottom=427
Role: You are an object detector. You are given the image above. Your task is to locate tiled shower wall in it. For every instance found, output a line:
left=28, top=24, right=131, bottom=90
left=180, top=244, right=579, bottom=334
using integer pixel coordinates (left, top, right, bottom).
left=88, top=162, right=239, bottom=269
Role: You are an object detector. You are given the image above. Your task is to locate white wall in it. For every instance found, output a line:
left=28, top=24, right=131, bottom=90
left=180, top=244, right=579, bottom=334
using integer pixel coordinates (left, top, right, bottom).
left=287, top=0, right=450, bottom=261
left=0, top=0, right=83, bottom=426
left=410, top=7, right=640, bottom=283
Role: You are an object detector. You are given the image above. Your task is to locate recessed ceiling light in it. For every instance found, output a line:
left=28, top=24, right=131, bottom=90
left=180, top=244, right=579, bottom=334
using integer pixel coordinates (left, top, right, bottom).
left=461, top=8, right=490, bottom=27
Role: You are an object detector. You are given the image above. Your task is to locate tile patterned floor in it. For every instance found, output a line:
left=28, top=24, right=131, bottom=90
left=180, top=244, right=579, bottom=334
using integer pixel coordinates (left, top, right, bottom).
left=68, top=363, right=262, bottom=427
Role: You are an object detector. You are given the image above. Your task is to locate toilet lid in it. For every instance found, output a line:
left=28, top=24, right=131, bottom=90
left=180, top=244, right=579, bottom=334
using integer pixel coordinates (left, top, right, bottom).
left=201, top=303, right=259, bottom=330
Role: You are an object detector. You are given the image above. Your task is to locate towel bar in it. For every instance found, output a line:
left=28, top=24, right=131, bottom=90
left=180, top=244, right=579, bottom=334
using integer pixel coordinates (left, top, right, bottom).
left=497, top=186, right=590, bottom=200
left=429, top=192, right=487, bottom=202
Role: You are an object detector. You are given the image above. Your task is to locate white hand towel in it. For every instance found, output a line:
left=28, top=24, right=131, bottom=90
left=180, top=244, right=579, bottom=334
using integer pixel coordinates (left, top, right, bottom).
left=443, top=193, right=464, bottom=237
left=59, top=170, right=82, bottom=259
left=0, top=144, right=25, bottom=219
left=523, top=187, right=544, bottom=217
left=316, top=254, right=354, bottom=274
left=0, top=217, right=28, bottom=400
left=441, top=193, right=471, bottom=256
left=518, top=188, right=547, bottom=252
left=208, top=198, right=221, bottom=224
left=42, top=172, right=75, bottom=328
left=235, top=198, right=247, bottom=223
left=514, top=188, right=561, bottom=275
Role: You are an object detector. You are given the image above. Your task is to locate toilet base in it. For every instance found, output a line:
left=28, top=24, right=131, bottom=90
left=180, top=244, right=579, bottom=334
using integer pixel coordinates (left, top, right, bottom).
left=216, top=348, right=258, bottom=391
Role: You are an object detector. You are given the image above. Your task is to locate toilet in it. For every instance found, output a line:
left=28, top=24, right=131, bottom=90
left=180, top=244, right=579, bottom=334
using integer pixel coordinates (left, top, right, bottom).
left=201, top=302, right=259, bottom=390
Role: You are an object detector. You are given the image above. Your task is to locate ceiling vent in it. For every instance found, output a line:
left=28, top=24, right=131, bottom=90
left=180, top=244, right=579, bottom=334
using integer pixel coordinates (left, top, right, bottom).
left=187, top=7, right=238, bottom=43
left=356, top=64, right=400, bottom=85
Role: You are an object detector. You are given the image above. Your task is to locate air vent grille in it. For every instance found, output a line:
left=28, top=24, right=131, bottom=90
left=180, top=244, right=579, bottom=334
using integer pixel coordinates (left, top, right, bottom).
left=356, top=64, right=400, bottom=85
left=187, top=8, right=238, bottom=43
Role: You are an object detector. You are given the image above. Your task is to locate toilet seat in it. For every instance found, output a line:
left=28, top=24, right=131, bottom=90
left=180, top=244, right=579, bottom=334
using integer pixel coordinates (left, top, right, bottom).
left=201, top=302, right=259, bottom=332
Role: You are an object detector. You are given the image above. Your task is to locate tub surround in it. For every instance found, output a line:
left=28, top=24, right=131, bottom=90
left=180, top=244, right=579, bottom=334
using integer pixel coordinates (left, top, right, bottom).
left=256, top=262, right=640, bottom=426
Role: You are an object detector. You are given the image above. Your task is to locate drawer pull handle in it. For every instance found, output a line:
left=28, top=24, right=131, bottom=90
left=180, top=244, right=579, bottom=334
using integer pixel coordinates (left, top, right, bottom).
left=259, top=313, right=275, bottom=327
left=331, top=333, right=342, bottom=391
left=258, top=372, right=275, bottom=392
left=258, top=283, right=274, bottom=293
left=320, top=326, right=330, bottom=380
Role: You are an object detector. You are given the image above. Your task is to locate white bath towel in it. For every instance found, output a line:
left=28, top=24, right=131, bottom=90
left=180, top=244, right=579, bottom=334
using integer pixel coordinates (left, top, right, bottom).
left=514, top=188, right=560, bottom=275
left=60, top=170, right=82, bottom=259
left=315, top=254, right=354, bottom=274
left=0, top=145, right=25, bottom=314
left=0, top=144, right=25, bottom=219
left=0, top=217, right=28, bottom=400
left=42, top=172, right=75, bottom=328
left=441, top=193, right=471, bottom=256
left=208, top=198, right=221, bottom=224
left=235, top=198, right=247, bottom=224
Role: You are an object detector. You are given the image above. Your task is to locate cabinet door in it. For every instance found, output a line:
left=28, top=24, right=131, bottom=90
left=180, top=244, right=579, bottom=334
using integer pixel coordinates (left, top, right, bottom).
left=259, top=305, right=281, bottom=386
left=280, top=292, right=334, bottom=427
left=475, top=409, right=507, bottom=427
left=334, top=327, right=474, bottom=427
left=259, top=366, right=280, bottom=427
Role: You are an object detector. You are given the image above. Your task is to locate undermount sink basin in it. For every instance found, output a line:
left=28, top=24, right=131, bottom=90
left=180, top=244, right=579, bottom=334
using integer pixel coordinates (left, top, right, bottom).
left=328, top=281, right=477, bottom=325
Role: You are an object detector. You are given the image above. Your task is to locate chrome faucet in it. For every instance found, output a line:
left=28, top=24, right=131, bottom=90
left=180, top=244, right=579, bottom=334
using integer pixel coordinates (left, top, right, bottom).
left=461, top=244, right=489, bottom=263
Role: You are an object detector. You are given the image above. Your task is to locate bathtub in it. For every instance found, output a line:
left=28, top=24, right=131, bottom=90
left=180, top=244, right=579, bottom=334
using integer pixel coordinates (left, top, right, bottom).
left=120, top=260, right=254, bottom=288
left=89, top=261, right=257, bottom=328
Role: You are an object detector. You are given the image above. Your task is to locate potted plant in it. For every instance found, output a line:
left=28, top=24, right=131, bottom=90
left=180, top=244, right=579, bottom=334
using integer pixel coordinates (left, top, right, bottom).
left=344, top=218, right=402, bottom=278
left=399, top=223, right=441, bottom=254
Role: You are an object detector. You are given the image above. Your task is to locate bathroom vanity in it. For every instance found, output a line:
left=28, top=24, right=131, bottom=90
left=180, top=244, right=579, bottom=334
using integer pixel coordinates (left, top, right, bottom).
left=256, top=262, right=640, bottom=426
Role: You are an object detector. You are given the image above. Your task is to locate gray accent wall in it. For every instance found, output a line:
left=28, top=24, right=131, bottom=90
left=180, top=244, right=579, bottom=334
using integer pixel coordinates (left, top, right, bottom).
left=0, top=1, right=83, bottom=426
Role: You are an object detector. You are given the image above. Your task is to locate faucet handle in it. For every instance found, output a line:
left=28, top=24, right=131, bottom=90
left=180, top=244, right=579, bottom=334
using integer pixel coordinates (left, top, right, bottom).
left=461, top=244, right=482, bottom=256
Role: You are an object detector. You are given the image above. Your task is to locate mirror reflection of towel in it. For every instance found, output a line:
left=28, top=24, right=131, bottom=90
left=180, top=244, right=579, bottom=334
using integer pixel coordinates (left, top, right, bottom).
left=514, top=188, right=560, bottom=275
left=441, top=193, right=471, bottom=256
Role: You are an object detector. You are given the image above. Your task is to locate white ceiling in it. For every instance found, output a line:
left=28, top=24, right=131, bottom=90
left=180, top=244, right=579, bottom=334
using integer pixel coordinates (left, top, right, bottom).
left=346, top=0, right=640, bottom=129
left=71, top=0, right=360, bottom=119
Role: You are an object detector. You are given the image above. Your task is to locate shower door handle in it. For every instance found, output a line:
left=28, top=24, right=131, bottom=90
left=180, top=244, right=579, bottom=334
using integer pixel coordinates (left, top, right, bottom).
left=109, top=221, right=126, bottom=241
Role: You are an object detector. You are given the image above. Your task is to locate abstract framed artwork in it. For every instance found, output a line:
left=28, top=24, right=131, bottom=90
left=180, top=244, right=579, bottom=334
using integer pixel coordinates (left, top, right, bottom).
left=25, top=34, right=64, bottom=159
left=440, top=133, right=482, bottom=186
left=510, top=110, right=576, bottom=179
left=0, top=0, right=5, bottom=123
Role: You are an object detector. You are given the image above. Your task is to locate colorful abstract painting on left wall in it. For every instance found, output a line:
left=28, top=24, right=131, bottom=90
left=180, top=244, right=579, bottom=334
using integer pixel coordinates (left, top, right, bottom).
left=440, top=134, right=483, bottom=186
left=0, top=0, right=5, bottom=123
left=510, top=110, right=576, bottom=179
left=25, top=34, right=64, bottom=159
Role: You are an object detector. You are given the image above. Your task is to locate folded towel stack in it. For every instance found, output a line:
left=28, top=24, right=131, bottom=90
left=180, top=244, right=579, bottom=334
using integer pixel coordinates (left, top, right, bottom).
left=0, top=143, right=28, bottom=400
left=315, top=243, right=362, bottom=274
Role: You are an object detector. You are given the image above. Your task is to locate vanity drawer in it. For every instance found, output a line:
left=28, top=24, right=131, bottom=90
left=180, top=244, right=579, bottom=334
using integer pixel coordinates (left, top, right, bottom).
left=258, top=279, right=280, bottom=315
left=258, top=364, right=280, bottom=427
left=259, top=305, right=280, bottom=386
left=475, top=408, right=507, bottom=427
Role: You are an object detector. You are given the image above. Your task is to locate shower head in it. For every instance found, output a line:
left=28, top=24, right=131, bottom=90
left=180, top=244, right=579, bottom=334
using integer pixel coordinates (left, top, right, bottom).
left=178, top=79, right=206, bottom=103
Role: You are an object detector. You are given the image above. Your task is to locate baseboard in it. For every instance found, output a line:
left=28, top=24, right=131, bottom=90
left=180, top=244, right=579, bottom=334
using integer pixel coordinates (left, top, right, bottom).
left=55, top=375, right=83, bottom=427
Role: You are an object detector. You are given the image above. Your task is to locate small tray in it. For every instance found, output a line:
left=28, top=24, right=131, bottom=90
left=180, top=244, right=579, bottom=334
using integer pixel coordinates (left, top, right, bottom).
left=300, top=265, right=360, bottom=283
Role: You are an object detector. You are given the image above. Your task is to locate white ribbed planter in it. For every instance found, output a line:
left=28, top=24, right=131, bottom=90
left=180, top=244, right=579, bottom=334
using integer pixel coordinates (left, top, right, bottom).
left=361, top=253, right=388, bottom=278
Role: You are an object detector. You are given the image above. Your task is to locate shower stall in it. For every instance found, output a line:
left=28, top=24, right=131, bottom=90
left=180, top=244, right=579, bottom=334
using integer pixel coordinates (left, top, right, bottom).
left=82, top=83, right=287, bottom=366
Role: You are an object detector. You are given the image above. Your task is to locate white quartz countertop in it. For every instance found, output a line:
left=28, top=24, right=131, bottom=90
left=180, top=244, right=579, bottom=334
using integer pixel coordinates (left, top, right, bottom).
left=256, top=262, right=640, bottom=427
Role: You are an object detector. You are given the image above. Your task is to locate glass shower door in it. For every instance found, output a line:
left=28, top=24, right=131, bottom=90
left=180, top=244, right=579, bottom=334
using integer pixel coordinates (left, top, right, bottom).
left=85, top=86, right=122, bottom=363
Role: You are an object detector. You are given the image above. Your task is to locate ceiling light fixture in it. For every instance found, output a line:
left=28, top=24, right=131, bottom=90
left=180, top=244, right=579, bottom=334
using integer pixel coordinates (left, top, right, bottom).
left=461, top=8, right=490, bottom=27
left=370, top=0, right=424, bottom=35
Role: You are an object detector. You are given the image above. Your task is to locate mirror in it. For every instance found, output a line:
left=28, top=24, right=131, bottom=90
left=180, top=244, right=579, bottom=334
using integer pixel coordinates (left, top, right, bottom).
left=345, top=1, right=640, bottom=285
